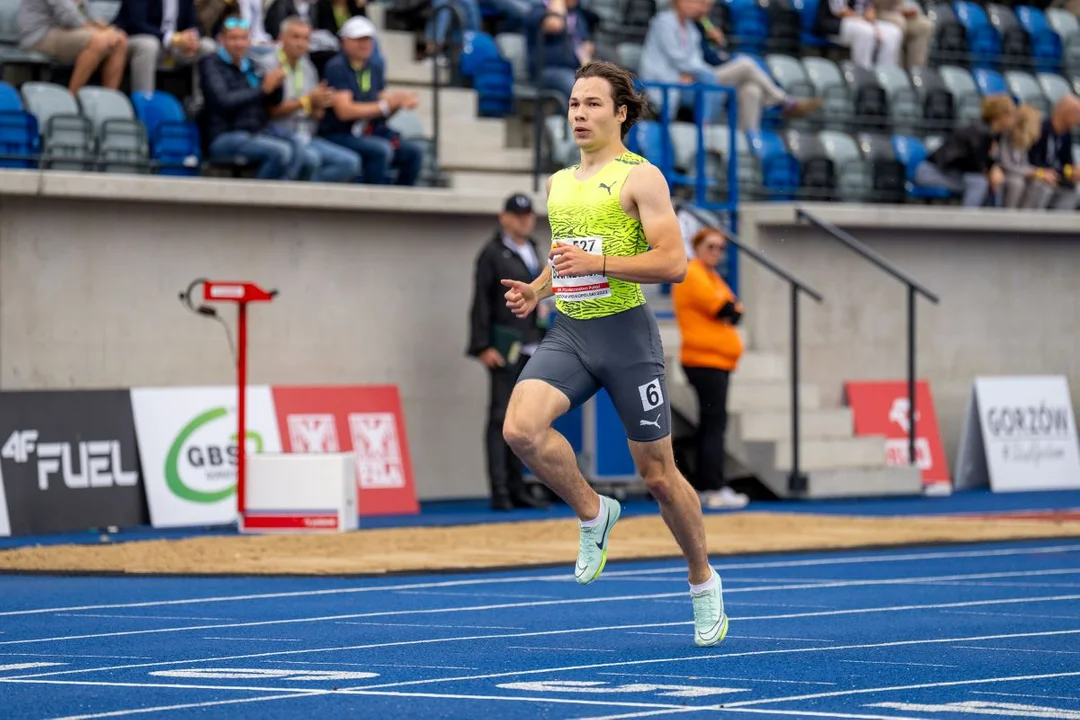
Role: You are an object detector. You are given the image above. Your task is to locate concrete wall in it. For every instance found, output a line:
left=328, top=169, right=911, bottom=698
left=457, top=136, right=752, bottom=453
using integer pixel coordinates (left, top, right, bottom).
left=737, top=203, right=1080, bottom=473
left=1, top=171, right=1077, bottom=498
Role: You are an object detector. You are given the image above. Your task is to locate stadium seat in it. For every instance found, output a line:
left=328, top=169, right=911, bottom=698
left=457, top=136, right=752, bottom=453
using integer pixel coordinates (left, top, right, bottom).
left=0, top=0, right=50, bottom=71
left=704, top=124, right=759, bottom=200
left=747, top=128, right=800, bottom=200
left=86, top=0, right=121, bottom=23
left=819, top=129, right=869, bottom=202
left=1005, top=70, right=1051, bottom=117
left=802, top=57, right=853, bottom=130
left=791, top=0, right=832, bottom=49
left=939, top=65, right=985, bottom=124
left=668, top=121, right=709, bottom=188
left=765, top=0, right=801, bottom=55
left=0, top=81, right=39, bottom=168
left=954, top=0, right=1002, bottom=69
left=77, top=87, right=150, bottom=174
left=1037, top=72, right=1074, bottom=108
left=494, top=33, right=531, bottom=93
left=987, top=3, right=1031, bottom=70
left=20, top=82, right=95, bottom=171
left=626, top=121, right=675, bottom=178
left=784, top=127, right=835, bottom=200
left=1015, top=6, right=1063, bottom=74
left=544, top=115, right=576, bottom=168
left=972, top=67, right=1008, bottom=97
left=1046, top=8, right=1080, bottom=79
left=909, top=66, right=957, bottom=134
left=725, top=0, right=770, bottom=55
left=856, top=132, right=906, bottom=203
left=130, top=91, right=201, bottom=176
left=891, top=134, right=954, bottom=200
left=841, top=61, right=890, bottom=133
left=387, top=109, right=437, bottom=186
left=615, top=42, right=643, bottom=73
left=875, top=64, right=921, bottom=136
left=926, top=2, right=968, bottom=66
left=621, top=0, right=656, bottom=43
left=765, top=53, right=817, bottom=130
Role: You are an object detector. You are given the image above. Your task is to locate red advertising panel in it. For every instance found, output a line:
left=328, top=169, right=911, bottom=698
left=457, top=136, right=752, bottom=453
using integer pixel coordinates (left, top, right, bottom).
left=271, top=385, right=420, bottom=516
left=844, top=380, right=950, bottom=485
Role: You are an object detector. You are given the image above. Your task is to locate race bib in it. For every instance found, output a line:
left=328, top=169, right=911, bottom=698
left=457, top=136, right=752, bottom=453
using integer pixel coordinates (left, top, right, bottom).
left=551, top=237, right=611, bottom=302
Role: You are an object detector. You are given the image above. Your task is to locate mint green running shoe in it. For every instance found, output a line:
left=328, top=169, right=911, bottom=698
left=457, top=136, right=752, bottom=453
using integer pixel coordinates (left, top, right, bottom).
left=692, top=571, right=729, bottom=647
left=574, top=495, right=621, bottom=585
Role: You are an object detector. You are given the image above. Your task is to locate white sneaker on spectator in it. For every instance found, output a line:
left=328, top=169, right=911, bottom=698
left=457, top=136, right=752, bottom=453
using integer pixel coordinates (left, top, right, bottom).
left=701, top=487, right=749, bottom=510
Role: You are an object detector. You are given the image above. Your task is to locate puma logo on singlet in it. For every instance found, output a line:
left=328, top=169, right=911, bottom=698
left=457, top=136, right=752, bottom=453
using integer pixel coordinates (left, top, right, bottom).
left=598, top=180, right=617, bottom=196
left=639, top=414, right=661, bottom=429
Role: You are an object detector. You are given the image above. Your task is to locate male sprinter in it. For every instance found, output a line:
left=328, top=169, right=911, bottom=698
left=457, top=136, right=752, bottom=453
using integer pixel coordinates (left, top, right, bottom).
left=501, top=61, right=727, bottom=647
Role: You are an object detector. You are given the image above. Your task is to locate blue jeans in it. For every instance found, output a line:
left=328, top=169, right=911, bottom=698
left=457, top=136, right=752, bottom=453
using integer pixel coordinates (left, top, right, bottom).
left=914, top=161, right=990, bottom=207
left=540, top=66, right=577, bottom=100
left=208, top=131, right=292, bottom=180
left=428, top=0, right=482, bottom=45
left=280, top=136, right=361, bottom=182
left=324, top=133, right=425, bottom=186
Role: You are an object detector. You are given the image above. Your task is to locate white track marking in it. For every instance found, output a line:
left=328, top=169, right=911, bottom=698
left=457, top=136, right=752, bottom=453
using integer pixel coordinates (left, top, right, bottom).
left=594, top=672, right=836, bottom=686
left=941, top=610, right=1080, bottom=621
left=1, top=542, right=1075, bottom=618
left=953, top=645, right=1080, bottom=656
left=840, top=660, right=959, bottom=668
left=728, top=636, right=832, bottom=643
left=338, top=628, right=1080, bottom=692
left=54, top=614, right=233, bottom=621
left=1, top=593, right=1077, bottom=683
left=971, top=691, right=1080, bottom=702
left=337, top=622, right=524, bottom=630
left=575, top=707, right=932, bottom=720
left=49, top=692, right=326, bottom=720
left=0, top=662, right=63, bottom=671
left=274, top=661, right=479, bottom=671
left=0, top=653, right=151, bottom=660
left=506, top=646, right=619, bottom=653
left=201, top=637, right=305, bottom=643
left=4, top=569, right=1076, bottom=648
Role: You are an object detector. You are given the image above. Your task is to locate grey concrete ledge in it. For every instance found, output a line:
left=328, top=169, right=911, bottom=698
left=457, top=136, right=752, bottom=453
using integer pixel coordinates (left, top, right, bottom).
left=744, top=202, right=1080, bottom=234
left=0, top=169, right=547, bottom=217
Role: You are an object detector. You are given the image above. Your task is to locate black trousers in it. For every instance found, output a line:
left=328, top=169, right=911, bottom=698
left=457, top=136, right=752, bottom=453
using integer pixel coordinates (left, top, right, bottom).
left=682, top=366, right=731, bottom=493
left=486, top=355, right=530, bottom=500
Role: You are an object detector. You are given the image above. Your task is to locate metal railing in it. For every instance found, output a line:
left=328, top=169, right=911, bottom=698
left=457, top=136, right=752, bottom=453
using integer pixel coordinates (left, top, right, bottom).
left=429, top=3, right=466, bottom=185
left=794, top=207, right=941, bottom=472
left=530, top=10, right=575, bottom=193
left=675, top=199, right=825, bottom=493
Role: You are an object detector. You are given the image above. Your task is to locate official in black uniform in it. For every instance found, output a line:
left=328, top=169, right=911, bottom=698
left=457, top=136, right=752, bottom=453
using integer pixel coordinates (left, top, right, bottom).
left=468, top=193, right=551, bottom=511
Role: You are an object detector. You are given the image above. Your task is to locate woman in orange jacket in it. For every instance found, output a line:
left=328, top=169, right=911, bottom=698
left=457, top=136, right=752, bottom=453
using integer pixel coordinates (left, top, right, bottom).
left=672, top=228, right=749, bottom=510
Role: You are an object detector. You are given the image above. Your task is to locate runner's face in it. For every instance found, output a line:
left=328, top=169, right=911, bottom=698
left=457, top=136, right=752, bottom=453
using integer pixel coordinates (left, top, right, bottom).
left=569, top=77, right=627, bottom=151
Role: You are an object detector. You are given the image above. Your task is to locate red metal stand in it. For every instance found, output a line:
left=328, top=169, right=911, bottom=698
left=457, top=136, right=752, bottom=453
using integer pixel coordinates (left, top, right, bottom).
left=201, top=281, right=277, bottom=529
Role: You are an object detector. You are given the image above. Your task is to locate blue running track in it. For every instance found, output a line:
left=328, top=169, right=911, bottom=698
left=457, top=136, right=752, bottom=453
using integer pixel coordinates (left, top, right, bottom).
left=2, top=537, right=1080, bottom=719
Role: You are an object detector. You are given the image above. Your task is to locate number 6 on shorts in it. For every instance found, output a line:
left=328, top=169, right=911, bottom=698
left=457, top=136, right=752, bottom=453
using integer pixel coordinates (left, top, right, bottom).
left=638, top=378, right=664, bottom=412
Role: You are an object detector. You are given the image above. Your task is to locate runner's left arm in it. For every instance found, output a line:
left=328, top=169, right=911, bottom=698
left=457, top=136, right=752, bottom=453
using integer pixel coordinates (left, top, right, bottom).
left=601, top=164, right=688, bottom=284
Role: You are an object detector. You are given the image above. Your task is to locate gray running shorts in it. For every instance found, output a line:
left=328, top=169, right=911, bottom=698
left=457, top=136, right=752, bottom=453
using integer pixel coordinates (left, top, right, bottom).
left=518, top=304, right=670, bottom=443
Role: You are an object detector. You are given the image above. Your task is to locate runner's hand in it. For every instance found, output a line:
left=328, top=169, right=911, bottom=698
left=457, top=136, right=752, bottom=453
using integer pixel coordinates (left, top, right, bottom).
left=549, top=242, right=600, bottom=278
left=502, top=279, right=538, bottom=318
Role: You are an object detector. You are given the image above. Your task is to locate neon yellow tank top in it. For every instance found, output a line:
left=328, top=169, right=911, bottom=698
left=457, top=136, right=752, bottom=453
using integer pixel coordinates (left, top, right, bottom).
left=548, top=151, right=650, bottom=320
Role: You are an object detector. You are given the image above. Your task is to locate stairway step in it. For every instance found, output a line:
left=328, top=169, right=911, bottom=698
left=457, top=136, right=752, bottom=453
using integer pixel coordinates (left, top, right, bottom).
left=803, top=465, right=924, bottom=498
left=440, top=146, right=534, bottom=172
left=729, top=381, right=819, bottom=412
left=736, top=407, right=854, bottom=441
left=770, top=435, right=887, bottom=472
left=449, top=171, right=542, bottom=194
left=380, top=31, right=451, bottom=86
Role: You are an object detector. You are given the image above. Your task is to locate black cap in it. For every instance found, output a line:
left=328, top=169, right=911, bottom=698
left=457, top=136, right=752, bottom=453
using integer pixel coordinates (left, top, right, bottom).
left=503, top=193, right=534, bottom=214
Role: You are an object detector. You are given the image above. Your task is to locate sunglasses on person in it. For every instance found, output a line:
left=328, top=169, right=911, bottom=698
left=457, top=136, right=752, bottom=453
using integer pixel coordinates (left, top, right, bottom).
left=701, top=242, right=725, bottom=251
left=223, top=17, right=251, bottom=30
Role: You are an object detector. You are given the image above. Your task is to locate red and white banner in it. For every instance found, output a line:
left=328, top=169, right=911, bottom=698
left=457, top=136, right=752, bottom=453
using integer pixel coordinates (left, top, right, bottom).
left=271, top=385, right=419, bottom=516
left=844, top=380, right=950, bottom=486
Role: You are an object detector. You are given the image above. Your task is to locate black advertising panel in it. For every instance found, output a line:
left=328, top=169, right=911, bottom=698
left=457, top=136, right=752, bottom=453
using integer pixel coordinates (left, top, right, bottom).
left=0, top=390, right=148, bottom=536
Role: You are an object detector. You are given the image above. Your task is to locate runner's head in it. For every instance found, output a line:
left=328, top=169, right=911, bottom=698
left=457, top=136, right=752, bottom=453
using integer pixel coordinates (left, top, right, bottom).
left=569, top=61, right=650, bottom=150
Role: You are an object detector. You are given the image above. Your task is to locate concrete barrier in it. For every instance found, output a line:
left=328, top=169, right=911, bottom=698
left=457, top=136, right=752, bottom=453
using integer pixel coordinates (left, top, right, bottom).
left=1, top=170, right=1076, bottom=499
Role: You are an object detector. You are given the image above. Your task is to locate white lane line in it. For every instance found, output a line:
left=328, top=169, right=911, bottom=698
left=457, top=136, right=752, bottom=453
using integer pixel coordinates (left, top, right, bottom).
left=4, top=568, right=1076, bottom=648
left=594, top=672, right=836, bottom=686
left=506, top=646, right=619, bottom=653
left=273, top=661, right=480, bottom=671
left=575, top=707, right=932, bottom=720
left=940, top=610, right=1080, bottom=621
left=729, top=636, right=832, bottom=643
left=0, top=653, right=152, bottom=660
left=201, top=637, right=305, bottom=643
left=337, top=627, right=1080, bottom=693
left=2, top=542, right=1076, bottom=618
left=54, top=614, right=233, bottom=621
left=840, top=660, right=959, bottom=668
left=394, top=590, right=562, bottom=600
left=0, top=662, right=64, bottom=671
left=971, top=691, right=1080, bottom=702
left=337, top=622, right=525, bottom=630
left=47, top=691, right=327, bottom=720
left=952, top=645, right=1080, bottom=656
left=1, top=593, right=1077, bottom=683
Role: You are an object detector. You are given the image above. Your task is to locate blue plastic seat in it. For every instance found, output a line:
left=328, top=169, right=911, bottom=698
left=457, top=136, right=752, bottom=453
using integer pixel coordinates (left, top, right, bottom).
left=973, top=67, right=1008, bottom=96
left=0, top=81, right=39, bottom=168
left=747, top=128, right=800, bottom=200
left=725, top=0, right=770, bottom=55
left=130, top=91, right=201, bottom=176
left=954, top=1, right=1002, bottom=69
left=1015, top=6, right=1063, bottom=73
left=891, top=135, right=954, bottom=200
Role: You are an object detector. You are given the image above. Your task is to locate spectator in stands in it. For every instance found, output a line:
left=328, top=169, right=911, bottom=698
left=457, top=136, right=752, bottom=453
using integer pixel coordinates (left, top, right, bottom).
left=467, top=193, right=551, bottom=512
left=425, top=0, right=482, bottom=61
left=815, top=0, right=903, bottom=69
left=238, top=0, right=276, bottom=54
left=481, top=0, right=535, bottom=32
left=672, top=227, right=748, bottom=511
left=116, top=0, right=216, bottom=95
left=310, top=0, right=381, bottom=72
left=200, top=15, right=294, bottom=179
left=640, top=0, right=820, bottom=130
left=914, top=94, right=1016, bottom=207
left=525, top=0, right=595, bottom=100
left=266, top=0, right=315, bottom=38
left=321, top=16, right=425, bottom=185
left=1000, top=104, right=1047, bottom=208
left=697, top=0, right=729, bottom=67
left=874, top=0, right=933, bottom=69
left=1027, top=94, right=1080, bottom=211
left=17, top=0, right=130, bottom=94
left=262, top=17, right=361, bottom=181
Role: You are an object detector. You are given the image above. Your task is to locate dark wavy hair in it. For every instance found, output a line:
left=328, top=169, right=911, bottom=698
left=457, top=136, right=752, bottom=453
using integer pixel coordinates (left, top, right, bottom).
left=574, top=61, right=652, bottom=138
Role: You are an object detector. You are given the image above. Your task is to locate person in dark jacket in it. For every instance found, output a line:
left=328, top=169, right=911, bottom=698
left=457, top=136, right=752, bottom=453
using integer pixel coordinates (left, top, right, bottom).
left=525, top=0, right=594, bottom=100
left=199, top=15, right=293, bottom=179
left=467, top=193, right=552, bottom=511
left=1026, top=94, right=1080, bottom=210
left=117, top=0, right=216, bottom=94
left=913, top=94, right=1016, bottom=207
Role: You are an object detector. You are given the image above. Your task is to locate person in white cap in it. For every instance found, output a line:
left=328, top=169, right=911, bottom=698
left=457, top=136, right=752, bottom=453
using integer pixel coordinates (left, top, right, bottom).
left=319, top=16, right=425, bottom=185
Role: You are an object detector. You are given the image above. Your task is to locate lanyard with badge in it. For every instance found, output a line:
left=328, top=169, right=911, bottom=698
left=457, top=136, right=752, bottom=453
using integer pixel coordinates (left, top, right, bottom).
left=350, top=66, right=372, bottom=137
left=278, top=49, right=312, bottom=142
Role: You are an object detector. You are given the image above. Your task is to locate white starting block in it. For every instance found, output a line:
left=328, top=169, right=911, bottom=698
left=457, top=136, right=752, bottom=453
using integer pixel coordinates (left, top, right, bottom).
left=240, top=453, right=358, bottom=533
